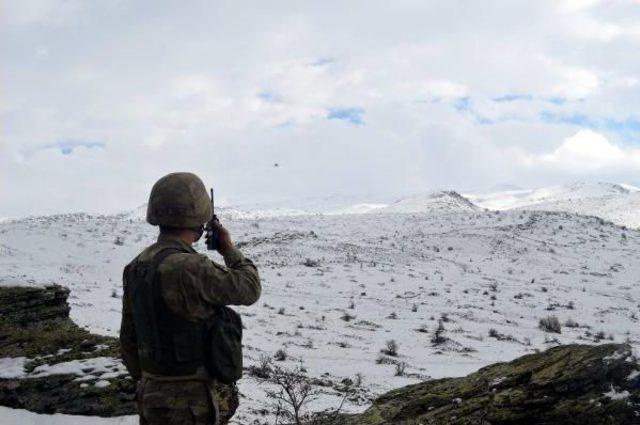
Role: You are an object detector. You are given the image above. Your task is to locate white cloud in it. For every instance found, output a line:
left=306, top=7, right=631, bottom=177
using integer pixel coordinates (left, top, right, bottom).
left=1, top=1, right=640, bottom=215
left=537, top=129, right=640, bottom=170
left=549, top=64, right=600, bottom=98
left=559, top=0, right=603, bottom=12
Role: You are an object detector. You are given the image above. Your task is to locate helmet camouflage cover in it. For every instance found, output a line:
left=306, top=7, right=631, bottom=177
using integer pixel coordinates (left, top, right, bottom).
left=146, top=172, right=212, bottom=228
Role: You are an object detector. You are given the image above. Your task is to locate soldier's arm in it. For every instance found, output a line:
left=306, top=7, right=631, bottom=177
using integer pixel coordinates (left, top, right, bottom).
left=119, top=269, right=142, bottom=381
left=187, top=248, right=261, bottom=306
left=161, top=249, right=260, bottom=320
left=204, top=220, right=261, bottom=306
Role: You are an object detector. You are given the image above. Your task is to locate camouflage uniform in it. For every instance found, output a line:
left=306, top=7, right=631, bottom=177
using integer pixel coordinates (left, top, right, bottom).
left=120, top=173, right=260, bottom=425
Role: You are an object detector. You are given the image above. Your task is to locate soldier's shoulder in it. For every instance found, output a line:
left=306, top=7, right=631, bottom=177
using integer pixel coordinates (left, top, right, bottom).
left=159, top=251, right=209, bottom=273
left=123, top=245, right=154, bottom=268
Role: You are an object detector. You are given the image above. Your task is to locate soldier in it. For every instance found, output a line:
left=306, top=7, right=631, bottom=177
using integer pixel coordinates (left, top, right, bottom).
left=120, top=172, right=261, bottom=424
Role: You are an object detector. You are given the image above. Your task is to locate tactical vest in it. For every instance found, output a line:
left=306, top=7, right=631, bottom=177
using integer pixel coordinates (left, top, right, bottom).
left=127, top=247, right=244, bottom=383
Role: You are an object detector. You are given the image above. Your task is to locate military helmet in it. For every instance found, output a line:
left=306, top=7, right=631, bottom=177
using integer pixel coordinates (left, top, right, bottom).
left=146, top=172, right=212, bottom=228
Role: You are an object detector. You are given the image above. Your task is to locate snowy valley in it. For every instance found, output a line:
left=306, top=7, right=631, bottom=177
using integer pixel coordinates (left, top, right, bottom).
left=1, top=182, right=640, bottom=423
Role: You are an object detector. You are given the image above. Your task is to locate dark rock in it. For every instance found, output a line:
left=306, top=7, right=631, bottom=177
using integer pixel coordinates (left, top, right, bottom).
left=0, top=374, right=136, bottom=417
left=0, top=285, right=70, bottom=325
left=0, top=285, right=136, bottom=416
left=338, top=344, right=640, bottom=425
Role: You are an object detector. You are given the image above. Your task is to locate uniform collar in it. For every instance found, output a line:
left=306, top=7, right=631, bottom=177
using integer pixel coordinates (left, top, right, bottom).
left=156, top=233, right=197, bottom=253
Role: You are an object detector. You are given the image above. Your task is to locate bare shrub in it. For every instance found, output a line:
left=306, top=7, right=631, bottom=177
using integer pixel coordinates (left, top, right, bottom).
left=539, top=315, right=562, bottom=334
left=264, top=366, right=320, bottom=425
left=340, top=312, right=356, bottom=322
left=262, top=365, right=349, bottom=425
left=416, top=323, right=429, bottom=333
left=565, top=318, right=580, bottom=328
left=594, top=330, right=606, bottom=342
left=303, top=258, right=320, bottom=267
left=248, top=355, right=273, bottom=379
left=382, top=340, right=398, bottom=357
left=395, top=362, right=407, bottom=376
left=274, top=348, right=288, bottom=361
left=431, top=320, right=448, bottom=345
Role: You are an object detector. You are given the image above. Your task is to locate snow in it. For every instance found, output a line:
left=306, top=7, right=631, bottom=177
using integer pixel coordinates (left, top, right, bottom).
left=603, top=385, right=630, bottom=401
left=626, top=370, right=640, bottom=381
left=94, top=380, right=111, bottom=388
left=1, top=182, right=640, bottom=422
left=603, top=348, right=630, bottom=363
left=467, top=182, right=632, bottom=211
left=380, top=191, right=479, bottom=214
left=466, top=182, right=640, bottom=229
left=0, top=357, right=27, bottom=379
left=0, top=407, right=136, bottom=425
left=489, top=376, right=507, bottom=387
left=328, top=203, right=388, bottom=215
left=30, top=357, right=127, bottom=380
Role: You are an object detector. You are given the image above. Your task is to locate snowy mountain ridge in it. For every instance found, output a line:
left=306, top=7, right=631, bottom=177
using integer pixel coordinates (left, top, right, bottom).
left=467, top=182, right=640, bottom=229
left=4, top=182, right=640, bottom=230
left=378, top=190, right=480, bottom=214
left=466, top=182, right=638, bottom=211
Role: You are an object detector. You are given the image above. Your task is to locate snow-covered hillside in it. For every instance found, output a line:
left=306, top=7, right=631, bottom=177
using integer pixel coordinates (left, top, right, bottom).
left=378, top=191, right=479, bottom=214
left=467, top=182, right=635, bottom=210
left=1, top=204, right=640, bottom=423
left=467, top=182, right=640, bottom=229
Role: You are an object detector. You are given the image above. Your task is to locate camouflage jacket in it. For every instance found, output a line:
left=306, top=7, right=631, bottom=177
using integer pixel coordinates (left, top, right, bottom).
left=120, top=233, right=261, bottom=380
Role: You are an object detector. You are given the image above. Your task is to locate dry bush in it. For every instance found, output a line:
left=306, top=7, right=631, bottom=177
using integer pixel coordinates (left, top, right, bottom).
left=539, top=315, right=562, bottom=334
left=381, top=339, right=398, bottom=357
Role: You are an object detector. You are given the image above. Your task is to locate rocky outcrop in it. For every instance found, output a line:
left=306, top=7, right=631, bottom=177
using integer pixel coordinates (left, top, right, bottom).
left=0, top=374, right=135, bottom=416
left=0, top=285, right=136, bottom=416
left=340, top=344, right=640, bottom=425
left=0, top=284, right=70, bottom=325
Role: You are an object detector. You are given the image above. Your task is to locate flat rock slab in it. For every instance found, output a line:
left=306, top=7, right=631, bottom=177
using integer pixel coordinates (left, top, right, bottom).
left=0, top=284, right=70, bottom=325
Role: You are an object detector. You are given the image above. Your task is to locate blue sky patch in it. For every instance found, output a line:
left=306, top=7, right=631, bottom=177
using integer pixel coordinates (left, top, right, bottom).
left=327, top=107, right=365, bottom=125
left=493, top=94, right=533, bottom=102
left=604, top=118, right=640, bottom=143
left=604, top=118, right=640, bottom=132
left=257, top=90, right=282, bottom=103
left=453, top=97, right=471, bottom=112
left=311, top=57, right=335, bottom=67
left=45, top=141, right=106, bottom=155
left=545, top=97, right=567, bottom=105
left=540, top=111, right=596, bottom=127
left=540, top=112, right=640, bottom=142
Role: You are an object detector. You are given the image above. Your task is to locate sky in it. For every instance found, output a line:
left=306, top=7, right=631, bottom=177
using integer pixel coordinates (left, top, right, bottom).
left=1, top=0, right=640, bottom=216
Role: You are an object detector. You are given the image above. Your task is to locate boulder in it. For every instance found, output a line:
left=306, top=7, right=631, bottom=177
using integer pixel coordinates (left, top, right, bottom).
left=340, top=344, right=640, bottom=425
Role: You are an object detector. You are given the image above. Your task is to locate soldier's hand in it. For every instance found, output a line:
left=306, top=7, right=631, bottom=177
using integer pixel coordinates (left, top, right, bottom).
left=212, top=221, right=234, bottom=257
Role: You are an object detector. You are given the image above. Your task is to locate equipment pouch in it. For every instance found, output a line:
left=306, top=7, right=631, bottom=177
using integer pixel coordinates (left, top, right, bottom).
left=204, top=306, right=243, bottom=384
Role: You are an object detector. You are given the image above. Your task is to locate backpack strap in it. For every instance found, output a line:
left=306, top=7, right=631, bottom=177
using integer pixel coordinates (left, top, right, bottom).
left=144, top=247, right=184, bottom=359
